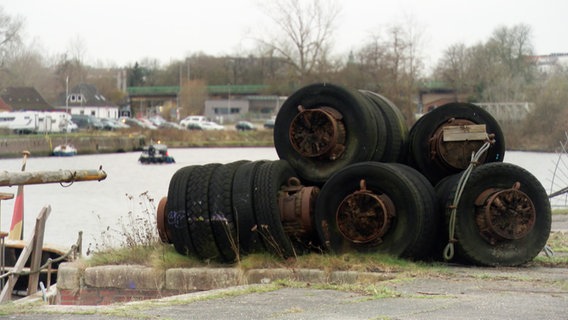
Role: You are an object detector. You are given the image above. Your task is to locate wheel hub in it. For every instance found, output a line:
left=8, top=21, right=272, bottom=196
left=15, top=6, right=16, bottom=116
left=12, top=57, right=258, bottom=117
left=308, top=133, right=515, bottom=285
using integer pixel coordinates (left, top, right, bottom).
left=336, top=179, right=395, bottom=244
left=430, top=118, right=488, bottom=170
left=278, top=177, right=320, bottom=239
left=475, top=182, right=536, bottom=244
left=289, top=106, right=346, bottom=160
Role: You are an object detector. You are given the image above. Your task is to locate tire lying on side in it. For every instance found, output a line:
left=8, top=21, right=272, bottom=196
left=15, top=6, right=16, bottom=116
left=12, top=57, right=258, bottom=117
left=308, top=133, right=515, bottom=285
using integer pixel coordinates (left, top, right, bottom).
left=408, top=102, right=505, bottom=185
left=274, top=83, right=379, bottom=185
left=314, top=162, right=438, bottom=259
left=436, top=162, right=551, bottom=266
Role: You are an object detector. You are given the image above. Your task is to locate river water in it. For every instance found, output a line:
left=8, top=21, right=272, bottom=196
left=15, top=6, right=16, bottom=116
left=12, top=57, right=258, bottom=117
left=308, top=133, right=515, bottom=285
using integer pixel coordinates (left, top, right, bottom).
left=0, top=148, right=566, bottom=252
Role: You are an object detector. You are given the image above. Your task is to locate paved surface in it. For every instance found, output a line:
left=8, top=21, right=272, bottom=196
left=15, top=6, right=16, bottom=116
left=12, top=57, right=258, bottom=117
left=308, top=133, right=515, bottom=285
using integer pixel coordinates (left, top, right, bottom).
left=2, top=265, right=567, bottom=320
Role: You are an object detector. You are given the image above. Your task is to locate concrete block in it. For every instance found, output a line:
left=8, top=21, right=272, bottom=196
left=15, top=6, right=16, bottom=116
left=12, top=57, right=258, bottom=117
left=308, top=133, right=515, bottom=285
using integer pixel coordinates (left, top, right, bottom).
left=56, top=263, right=82, bottom=290
left=83, top=265, right=165, bottom=290
left=165, top=268, right=241, bottom=291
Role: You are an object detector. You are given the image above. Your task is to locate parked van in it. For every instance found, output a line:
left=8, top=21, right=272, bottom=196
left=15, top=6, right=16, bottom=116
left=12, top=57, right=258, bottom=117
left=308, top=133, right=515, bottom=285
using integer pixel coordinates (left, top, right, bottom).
left=0, top=111, right=77, bottom=134
left=0, top=111, right=39, bottom=134
left=36, top=112, right=76, bottom=133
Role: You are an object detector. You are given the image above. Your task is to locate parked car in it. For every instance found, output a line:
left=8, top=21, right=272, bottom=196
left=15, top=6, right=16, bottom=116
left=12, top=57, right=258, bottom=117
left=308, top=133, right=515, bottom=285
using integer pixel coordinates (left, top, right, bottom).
left=264, top=117, right=276, bottom=129
left=71, top=114, right=104, bottom=130
left=137, top=118, right=159, bottom=130
left=235, top=121, right=256, bottom=131
left=101, top=118, right=128, bottom=130
left=180, top=115, right=209, bottom=128
left=200, top=121, right=224, bottom=130
left=119, top=117, right=145, bottom=128
left=159, top=121, right=185, bottom=130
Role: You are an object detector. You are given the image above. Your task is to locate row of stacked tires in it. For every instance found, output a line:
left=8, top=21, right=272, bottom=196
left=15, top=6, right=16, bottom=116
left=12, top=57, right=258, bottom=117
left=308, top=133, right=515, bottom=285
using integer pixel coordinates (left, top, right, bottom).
left=157, top=83, right=551, bottom=267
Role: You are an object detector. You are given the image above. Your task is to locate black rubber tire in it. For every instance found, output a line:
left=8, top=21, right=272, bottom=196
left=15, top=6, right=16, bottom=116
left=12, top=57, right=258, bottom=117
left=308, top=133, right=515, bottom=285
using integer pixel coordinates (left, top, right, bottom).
left=387, top=163, right=441, bottom=260
left=253, top=160, right=298, bottom=258
left=208, top=160, right=250, bottom=262
left=439, top=162, right=551, bottom=266
left=314, top=162, right=435, bottom=259
left=165, top=165, right=196, bottom=256
left=274, top=83, right=379, bottom=184
left=232, top=160, right=267, bottom=254
left=408, top=102, right=505, bottom=185
left=360, top=90, right=409, bottom=163
left=186, top=163, right=222, bottom=260
left=433, top=173, right=462, bottom=261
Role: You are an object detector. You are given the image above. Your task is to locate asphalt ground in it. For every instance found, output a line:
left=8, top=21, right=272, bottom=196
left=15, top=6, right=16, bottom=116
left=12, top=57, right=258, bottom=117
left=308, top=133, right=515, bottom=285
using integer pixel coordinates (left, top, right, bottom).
left=2, top=215, right=567, bottom=320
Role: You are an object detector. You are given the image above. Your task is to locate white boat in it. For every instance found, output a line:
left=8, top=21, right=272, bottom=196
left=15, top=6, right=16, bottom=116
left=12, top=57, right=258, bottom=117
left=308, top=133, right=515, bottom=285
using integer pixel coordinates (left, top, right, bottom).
left=52, top=143, right=77, bottom=157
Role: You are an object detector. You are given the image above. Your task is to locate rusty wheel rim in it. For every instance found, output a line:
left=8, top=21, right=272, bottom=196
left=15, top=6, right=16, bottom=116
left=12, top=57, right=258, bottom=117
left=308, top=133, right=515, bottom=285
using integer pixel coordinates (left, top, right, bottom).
left=156, top=197, right=171, bottom=243
left=335, top=180, right=395, bottom=244
left=289, top=106, right=345, bottom=160
left=476, top=183, right=536, bottom=243
left=430, top=118, right=487, bottom=170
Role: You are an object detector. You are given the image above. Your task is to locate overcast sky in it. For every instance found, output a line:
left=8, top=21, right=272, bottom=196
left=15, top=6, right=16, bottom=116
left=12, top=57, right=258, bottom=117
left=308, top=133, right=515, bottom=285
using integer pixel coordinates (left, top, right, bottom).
left=2, top=0, right=566, bottom=70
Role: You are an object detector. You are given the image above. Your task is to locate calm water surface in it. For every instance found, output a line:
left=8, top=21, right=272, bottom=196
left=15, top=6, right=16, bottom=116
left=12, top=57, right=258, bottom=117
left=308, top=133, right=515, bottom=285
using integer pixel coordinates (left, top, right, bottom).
left=0, top=148, right=565, bottom=251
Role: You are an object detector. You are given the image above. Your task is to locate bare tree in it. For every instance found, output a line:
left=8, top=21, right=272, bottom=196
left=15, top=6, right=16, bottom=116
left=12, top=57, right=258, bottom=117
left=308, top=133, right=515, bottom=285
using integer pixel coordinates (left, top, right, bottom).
left=256, top=0, right=340, bottom=85
left=433, top=43, right=470, bottom=98
left=0, top=6, right=24, bottom=67
left=351, top=20, right=425, bottom=122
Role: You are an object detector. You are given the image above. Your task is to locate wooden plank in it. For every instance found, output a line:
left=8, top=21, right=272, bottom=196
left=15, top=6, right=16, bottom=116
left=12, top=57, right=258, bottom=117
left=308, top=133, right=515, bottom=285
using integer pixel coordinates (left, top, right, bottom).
left=0, top=193, right=14, bottom=200
left=443, top=124, right=487, bottom=142
left=0, top=206, right=50, bottom=302
left=27, top=206, right=50, bottom=296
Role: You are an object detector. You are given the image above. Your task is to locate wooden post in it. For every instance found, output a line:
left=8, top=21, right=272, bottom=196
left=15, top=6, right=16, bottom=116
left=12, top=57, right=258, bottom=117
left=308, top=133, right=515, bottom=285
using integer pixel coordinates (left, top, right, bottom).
left=27, top=206, right=50, bottom=295
left=0, top=206, right=50, bottom=302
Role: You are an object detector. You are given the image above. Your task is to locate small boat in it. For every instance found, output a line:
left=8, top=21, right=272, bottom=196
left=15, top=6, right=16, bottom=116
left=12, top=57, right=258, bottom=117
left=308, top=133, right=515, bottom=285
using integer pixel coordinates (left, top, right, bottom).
left=2, top=239, right=70, bottom=296
left=52, top=143, right=77, bottom=157
left=138, top=143, right=175, bottom=164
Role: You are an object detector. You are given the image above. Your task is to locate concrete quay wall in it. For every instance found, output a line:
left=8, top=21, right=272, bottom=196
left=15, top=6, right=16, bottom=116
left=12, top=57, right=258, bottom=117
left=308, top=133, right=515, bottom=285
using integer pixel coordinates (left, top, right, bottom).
left=55, top=263, right=393, bottom=305
left=0, top=135, right=145, bottom=158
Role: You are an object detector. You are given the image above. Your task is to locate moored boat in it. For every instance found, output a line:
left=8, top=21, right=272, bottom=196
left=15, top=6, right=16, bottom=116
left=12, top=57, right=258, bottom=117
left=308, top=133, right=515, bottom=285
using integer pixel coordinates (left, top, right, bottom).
left=138, top=143, right=175, bottom=164
left=52, top=143, right=77, bottom=157
left=1, top=239, right=71, bottom=296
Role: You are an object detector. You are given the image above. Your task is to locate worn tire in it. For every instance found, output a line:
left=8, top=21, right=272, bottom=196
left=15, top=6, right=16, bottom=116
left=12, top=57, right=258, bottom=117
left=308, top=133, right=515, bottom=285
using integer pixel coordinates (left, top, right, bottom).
left=274, top=83, right=379, bottom=184
left=253, top=160, right=298, bottom=258
left=315, top=162, right=436, bottom=259
left=408, top=102, right=505, bottom=185
left=165, top=165, right=196, bottom=256
left=208, top=160, right=249, bottom=262
left=186, top=163, right=222, bottom=260
left=438, top=162, right=551, bottom=266
left=388, top=163, right=440, bottom=260
left=232, top=160, right=267, bottom=254
left=360, top=90, right=409, bottom=163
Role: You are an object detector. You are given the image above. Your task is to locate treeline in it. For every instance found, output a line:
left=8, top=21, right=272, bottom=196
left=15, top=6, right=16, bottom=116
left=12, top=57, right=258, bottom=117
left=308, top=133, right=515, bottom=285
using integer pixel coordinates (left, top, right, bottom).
left=1, top=2, right=567, bottom=150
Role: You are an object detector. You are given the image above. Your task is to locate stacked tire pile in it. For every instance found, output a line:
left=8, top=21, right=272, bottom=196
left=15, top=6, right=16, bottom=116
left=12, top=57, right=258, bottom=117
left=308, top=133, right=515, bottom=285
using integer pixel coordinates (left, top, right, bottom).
left=157, top=83, right=551, bottom=267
